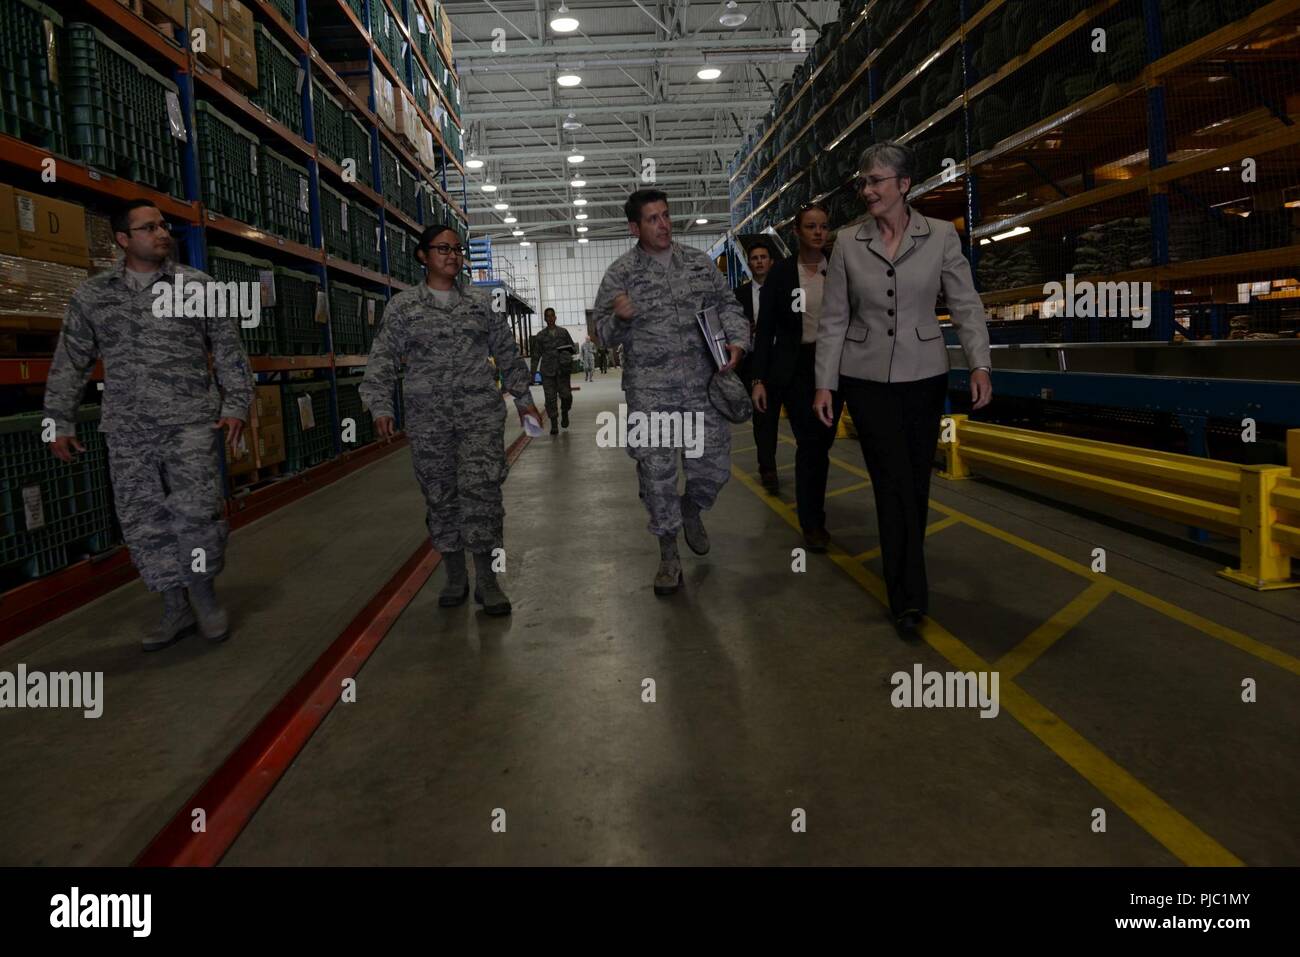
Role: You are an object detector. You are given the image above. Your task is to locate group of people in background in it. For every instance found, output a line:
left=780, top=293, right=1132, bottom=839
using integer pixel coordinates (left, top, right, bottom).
left=43, top=139, right=991, bottom=648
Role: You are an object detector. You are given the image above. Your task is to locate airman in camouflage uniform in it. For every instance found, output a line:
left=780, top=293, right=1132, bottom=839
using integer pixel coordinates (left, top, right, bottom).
left=361, top=224, right=540, bottom=616
left=44, top=200, right=254, bottom=651
left=594, top=190, right=749, bottom=595
left=531, top=307, right=575, bottom=434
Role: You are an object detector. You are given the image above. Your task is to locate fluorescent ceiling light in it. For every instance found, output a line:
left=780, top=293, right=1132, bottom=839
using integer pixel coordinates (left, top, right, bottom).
left=512, top=229, right=524, bottom=236
left=557, top=73, right=582, bottom=87
left=719, top=1, right=747, bottom=27
left=696, top=218, right=709, bottom=224
left=577, top=226, right=588, bottom=232
left=991, top=225, right=1030, bottom=242
left=562, top=112, right=582, bottom=131
left=481, top=182, right=497, bottom=192
left=575, top=213, right=588, bottom=220
left=494, top=202, right=509, bottom=211
left=578, top=237, right=588, bottom=243
left=503, top=215, right=517, bottom=223
left=697, top=67, right=722, bottom=80
left=521, top=240, right=531, bottom=246
left=466, top=157, right=484, bottom=170
left=573, top=197, right=587, bottom=206
left=567, top=153, right=585, bottom=164
left=570, top=178, right=586, bottom=187
left=550, top=2, right=578, bottom=32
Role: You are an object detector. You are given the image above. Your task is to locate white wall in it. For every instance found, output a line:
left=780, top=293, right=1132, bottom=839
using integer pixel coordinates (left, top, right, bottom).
left=490, top=232, right=725, bottom=347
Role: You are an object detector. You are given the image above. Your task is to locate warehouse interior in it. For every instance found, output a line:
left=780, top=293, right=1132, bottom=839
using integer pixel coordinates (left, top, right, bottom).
left=0, top=0, right=1298, bottom=872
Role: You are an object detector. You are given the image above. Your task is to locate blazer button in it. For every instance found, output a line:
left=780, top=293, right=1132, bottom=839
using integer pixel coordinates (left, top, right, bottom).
left=887, top=308, right=895, bottom=316
left=887, top=289, right=894, bottom=297
left=887, top=328, right=895, bottom=336
left=886, top=269, right=894, bottom=277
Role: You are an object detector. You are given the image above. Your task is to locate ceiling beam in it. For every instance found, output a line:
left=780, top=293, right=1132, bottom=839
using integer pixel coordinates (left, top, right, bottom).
left=464, top=98, right=769, bottom=121
left=455, top=35, right=816, bottom=57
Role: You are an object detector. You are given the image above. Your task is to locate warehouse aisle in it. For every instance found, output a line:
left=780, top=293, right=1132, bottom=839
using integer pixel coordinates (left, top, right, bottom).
left=0, top=400, right=530, bottom=866
left=224, top=377, right=1300, bottom=866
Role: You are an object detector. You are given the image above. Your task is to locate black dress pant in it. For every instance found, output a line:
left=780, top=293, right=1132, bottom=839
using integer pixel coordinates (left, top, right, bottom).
left=758, top=345, right=844, bottom=531
left=840, top=373, right=948, bottom=617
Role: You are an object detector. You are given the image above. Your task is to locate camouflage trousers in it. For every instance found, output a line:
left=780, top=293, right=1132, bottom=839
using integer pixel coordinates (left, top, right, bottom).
left=541, top=372, right=572, bottom=421
left=625, top=386, right=732, bottom=538
left=408, top=410, right=508, bottom=554
left=106, top=423, right=228, bottom=592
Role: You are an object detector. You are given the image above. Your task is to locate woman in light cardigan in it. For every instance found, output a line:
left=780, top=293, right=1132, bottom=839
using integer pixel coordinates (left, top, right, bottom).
left=813, top=142, right=993, bottom=641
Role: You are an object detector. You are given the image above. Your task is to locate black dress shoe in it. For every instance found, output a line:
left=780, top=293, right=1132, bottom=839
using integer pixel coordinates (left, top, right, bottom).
left=894, top=610, right=924, bottom=641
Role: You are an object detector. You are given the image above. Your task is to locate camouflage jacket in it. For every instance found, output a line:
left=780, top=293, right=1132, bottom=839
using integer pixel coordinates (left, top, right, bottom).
left=531, top=324, right=576, bottom=377
left=360, top=277, right=534, bottom=428
left=43, top=259, right=255, bottom=435
left=594, top=242, right=750, bottom=395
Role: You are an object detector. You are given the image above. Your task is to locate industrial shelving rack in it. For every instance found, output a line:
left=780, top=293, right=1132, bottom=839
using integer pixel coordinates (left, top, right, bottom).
left=728, top=0, right=1299, bottom=343
left=0, top=0, right=484, bottom=627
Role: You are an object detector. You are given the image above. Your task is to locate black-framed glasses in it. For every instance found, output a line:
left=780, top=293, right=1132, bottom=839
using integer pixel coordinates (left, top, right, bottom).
left=128, top=221, right=173, bottom=234
left=856, top=174, right=901, bottom=189
left=423, top=242, right=466, bottom=256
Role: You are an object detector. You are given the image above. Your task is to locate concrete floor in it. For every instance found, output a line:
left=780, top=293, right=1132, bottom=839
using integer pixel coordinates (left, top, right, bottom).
left=0, top=407, right=527, bottom=866
left=213, top=374, right=1300, bottom=866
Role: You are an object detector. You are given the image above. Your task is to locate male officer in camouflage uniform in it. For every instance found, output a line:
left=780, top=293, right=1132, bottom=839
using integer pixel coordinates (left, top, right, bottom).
left=361, top=224, right=540, bottom=616
left=530, top=307, right=575, bottom=434
left=44, top=199, right=255, bottom=651
left=594, top=189, right=749, bottom=595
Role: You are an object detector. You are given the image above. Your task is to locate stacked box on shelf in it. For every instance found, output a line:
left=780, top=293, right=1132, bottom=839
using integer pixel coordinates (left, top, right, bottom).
left=379, top=142, right=400, bottom=208
left=0, top=406, right=115, bottom=580
left=371, top=0, right=405, bottom=74
left=312, top=83, right=348, bottom=165
left=259, top=145, right=312, bottom=246
left=195, top=100, right=262, bottom=225
left=319, top=182, right=351, bottom=260
left=251, top=23, right=303, bottom=135
left=281, top=380, right=334, bottom=472
left=0, top=0, right=65, bottom=153
left=274, top=265, right=324, bottom=354
left=207, top=246, right=276, bottom=355
left=266, top=0, right=296, bottom=28
left=64, top=22, right=184, bottom=197
left=348, top=200, right=382, bottom=272
left=328, top=279, right=366, bottom=355
left=397, top=158, right=419, bottom=220
left=362, top=289, right=386, bottom=351
left=335, top=377, right=375, bottom=447
left=385, top=222, right=420, bottom=285
left=344, top=111, right=374, bottom=187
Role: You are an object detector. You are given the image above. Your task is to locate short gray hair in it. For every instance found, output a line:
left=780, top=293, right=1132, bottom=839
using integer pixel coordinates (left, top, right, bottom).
left=856, top=141, right=915, bottom=185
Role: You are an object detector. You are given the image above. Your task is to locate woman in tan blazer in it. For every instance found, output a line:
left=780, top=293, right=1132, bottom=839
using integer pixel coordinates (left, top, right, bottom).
left=813, top=141, right=992, bottom=641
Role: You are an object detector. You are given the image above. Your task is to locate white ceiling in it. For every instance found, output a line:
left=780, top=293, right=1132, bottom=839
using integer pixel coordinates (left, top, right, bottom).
left=446, top=0, right=840, bottom=243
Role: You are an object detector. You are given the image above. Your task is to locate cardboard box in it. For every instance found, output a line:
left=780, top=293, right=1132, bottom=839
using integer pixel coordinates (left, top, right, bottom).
left=221, top=0, right=254, bottom=44
left=256, top=420, right=285, bottom=468
left=225, top=428, right=256, bottom=477
left=12, top=189, right=89, bottom=268
left=254, top=384, right=283, bottom=423
left=0, top=184, right=17, bottom=257
left=221, top=29, right=258, bottom=89
left=399, top=90, right=421, bottom=150
left=144, top=0, right=185, bottom=27
left=336, top=62, right=396, bottom=130
left=187, top=1, right=222, bottom=68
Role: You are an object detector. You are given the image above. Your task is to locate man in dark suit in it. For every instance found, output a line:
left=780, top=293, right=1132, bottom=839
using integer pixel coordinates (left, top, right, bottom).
left=751, top=204, right=843, bottom=552
left=734, top=238, right=777, bottom=491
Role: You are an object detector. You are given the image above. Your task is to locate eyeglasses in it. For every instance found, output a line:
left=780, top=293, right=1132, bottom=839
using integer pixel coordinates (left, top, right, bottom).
left=128, top=221, right=172, bottom=234
left=424, top=243, right=466, bottom=256
left=857, top=175, right=901, bottom=189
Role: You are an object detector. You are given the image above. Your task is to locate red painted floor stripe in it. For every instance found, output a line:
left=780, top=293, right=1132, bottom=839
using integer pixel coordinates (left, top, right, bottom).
left=134, top=416, right=541, bottom=866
